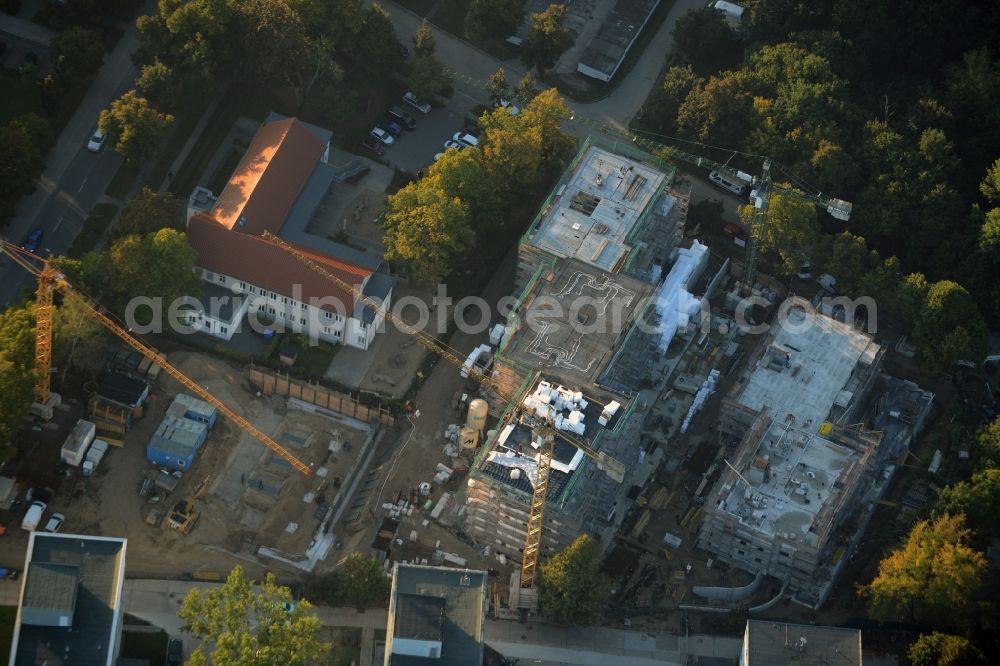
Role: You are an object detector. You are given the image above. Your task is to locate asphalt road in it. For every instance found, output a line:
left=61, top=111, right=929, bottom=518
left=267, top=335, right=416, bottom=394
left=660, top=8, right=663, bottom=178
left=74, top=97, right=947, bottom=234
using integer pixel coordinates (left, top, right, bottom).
left=0, top=2, right=149, bottom=306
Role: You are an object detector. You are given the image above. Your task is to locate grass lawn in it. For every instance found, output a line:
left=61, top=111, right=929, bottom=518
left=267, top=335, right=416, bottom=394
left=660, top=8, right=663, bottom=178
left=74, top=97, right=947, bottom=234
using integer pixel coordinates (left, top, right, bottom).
left=0, top=606, right=15, bottom=665
left=0, top=70, right=45, bottom=125
left=430, top=0, right=471, bottom=38
left=287, top=339, right=339, bottom=381
left=66, top=203, right=119, bottom=258
left=121, top=629, right=168, bottom=666
left=144, top=109, right=205, bottom=191
left=549, top=0, right=677, bottom=103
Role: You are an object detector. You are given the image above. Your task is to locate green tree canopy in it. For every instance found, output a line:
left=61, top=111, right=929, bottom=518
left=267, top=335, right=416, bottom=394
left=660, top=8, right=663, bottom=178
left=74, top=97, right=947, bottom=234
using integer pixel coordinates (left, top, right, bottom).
left=935, top=469, right=1000, bottom=540
left=338, top=553, right=390, bottom=609
left=382, top=177, right=473, bottom=284
left=485, top=67, right=509, bottom=105
left=907, top=632, right=984, bottom=666
left=409, top=53, right=451, bottom=103
left=861, top=514, right=986, bottom=624
left=179, top=565, right=330, bottom=665
left=113, top=187, right=182, bottom=240
left=671, top=8, right=741, bottom=76
left=350, top=5, right=400, bottom=84
left=99, top=90, right=174, bottom=167
left=739, top=192, right=818, bottom=276
left=105, top=229, right=201, bottom=320
left=522, top=4, right=573, bottom=74
left=0, top=303, right=38, bottom=463
left=0, top=115, right=50, bottom=220
left=412, top=19, right=436, bottom=56
left=513, top=73, right=540, bottom=106
left=981, top=157, right=1000, bottom=204
left=538, top=534, right=609, bottom=626
left=50, top=26, right=104, bottom=86
left=911, top=280, right=989, bottom=371
left=465, top=0, right=523, bottom=42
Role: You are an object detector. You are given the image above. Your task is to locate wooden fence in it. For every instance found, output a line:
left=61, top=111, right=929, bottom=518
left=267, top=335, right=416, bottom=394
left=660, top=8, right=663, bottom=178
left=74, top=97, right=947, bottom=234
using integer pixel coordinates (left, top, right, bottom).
left=248, top=367, right=395, bottom=427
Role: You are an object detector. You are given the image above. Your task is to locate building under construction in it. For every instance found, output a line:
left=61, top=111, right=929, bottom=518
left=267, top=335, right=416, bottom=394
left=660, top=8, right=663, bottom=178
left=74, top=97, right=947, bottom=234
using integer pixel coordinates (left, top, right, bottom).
left=698, top=307, right=934, bottom=607
left=464, top=137, right=695, bottom=571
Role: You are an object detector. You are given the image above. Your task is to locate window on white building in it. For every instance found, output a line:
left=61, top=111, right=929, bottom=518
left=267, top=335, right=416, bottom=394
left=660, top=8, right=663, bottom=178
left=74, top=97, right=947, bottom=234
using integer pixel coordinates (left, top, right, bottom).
left=249, top=286, right=256, bottom=294
left=269, top=292, right=276, bottom=300
left=324, top=311, right=333, bottom=319
left=218, top=275, right=226, bottom=284
left=282, top=297, right=288, bottom=304
left=268, top=307, right=275, bottom=315
left=258, top=304, right=265, bottom=311
left=323, top=326, right=331, bottom=334
left=300, top=318, right=306, bottom=326
left=357, top=335, right=365, bottom=345
left=220, top=326, right=228, bottom=334
left=238, top=281, right=246, bottom=290
left=301, top=303, right=307, bottom=311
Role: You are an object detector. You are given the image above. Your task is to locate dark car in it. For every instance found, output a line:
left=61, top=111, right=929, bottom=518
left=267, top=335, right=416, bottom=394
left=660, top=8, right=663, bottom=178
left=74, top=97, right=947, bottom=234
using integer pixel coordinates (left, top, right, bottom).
left=22, top=228, right=42, bottom=253
left=399, top=44, right=410, bottom=60
left=360, top=135, right=385, bottom=156
left=387, top=105, right=416, bottom=130
left=167, top=638, right=183, bottom=666
left=380, top=120, right=403, bottom=136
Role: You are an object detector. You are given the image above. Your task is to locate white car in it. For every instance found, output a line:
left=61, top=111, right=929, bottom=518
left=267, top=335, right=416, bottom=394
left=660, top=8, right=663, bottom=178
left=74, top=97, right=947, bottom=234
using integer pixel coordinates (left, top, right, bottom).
left=433, top=152, right=445, bottom=162
left=87, top=128, right=106, bottom=152
left=403, top=92, right=431, bottom=114
left=495, top=98, right=520, bottom=116
left=453, top=132, right=478, bottom=148
left=443, top=140, right=465, bottom=152
left=370, top=127, right=394, bottom=146
left=43, top=512, right=65, bottom=533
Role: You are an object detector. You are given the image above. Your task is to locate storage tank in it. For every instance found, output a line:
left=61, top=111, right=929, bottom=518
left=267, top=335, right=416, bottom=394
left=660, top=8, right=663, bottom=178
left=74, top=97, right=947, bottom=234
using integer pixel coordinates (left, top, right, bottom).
left=466, top=399, right=488, bottom=434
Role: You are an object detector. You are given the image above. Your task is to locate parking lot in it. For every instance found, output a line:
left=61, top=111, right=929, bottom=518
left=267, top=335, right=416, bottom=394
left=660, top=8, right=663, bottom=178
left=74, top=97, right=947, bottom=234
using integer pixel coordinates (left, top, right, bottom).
left=367, top=92, right=484, bottom=175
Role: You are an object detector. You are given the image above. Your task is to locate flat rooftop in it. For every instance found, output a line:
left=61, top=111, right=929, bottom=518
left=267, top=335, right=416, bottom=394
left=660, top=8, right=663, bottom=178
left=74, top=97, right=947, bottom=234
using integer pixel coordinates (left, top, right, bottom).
left=526, top=146, right=665, bottom=272
left=715, top=420, right=862, bottom=544
left=745, top=620, right=862, bottom=666
left=577, top=0, right=661, bottom=80
left=501, top=259, right=652, bottom=390
left=735, top=307, right=880, bottom=432
left=12, top=533, right=126, bottom=666
left=387, top=564, right=486, bottom=666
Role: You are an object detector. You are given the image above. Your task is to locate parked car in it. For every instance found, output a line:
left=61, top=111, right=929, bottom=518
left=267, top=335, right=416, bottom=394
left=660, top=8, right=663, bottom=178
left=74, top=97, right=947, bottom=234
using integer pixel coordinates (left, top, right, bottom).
left=21, top=501, right=46, bottom=531
left=494, top=98, right=520, bottom=115
left=387, top=106, right=417, bottom=130
left=453, top=131, right=478, bottom=148
left=43, top=512, right=65, bottom=533
left=380, top=120, right=403, bottom=136
left=398, top=44, right=410, bottom=60
left=87, top=127, right=106, bottom=152
left=433, top=152, right=444, bottom=162
left=403, top=92, right=431, bottom=114
left=167, top=638, right=183, bottom=666
left=22, top=228, right=42, bottom=253
left=443, top=139, right=465, bottom=151
left=461, top=126, right=482, bottom=138
left=723, top=223, right=748, bottom=246
left=370, top=127, right=394, bottom=146
left=360, top=135, right=385, bottom=156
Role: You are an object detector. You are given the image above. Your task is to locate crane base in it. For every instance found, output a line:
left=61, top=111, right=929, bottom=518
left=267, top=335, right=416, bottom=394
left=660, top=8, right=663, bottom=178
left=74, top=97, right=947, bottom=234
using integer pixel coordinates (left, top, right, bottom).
left=30, top=392, right=61, bottom=420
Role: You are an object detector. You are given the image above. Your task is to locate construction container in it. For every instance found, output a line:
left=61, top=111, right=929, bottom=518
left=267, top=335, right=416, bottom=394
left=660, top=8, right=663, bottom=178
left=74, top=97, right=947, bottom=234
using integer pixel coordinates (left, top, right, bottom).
left=166, top=393, right=218, bottom=428
left=61, top=420, right=96, bottom=467
left=146, top=415, right=208, bottom=471
left=82, top=439, right=109, bottom=476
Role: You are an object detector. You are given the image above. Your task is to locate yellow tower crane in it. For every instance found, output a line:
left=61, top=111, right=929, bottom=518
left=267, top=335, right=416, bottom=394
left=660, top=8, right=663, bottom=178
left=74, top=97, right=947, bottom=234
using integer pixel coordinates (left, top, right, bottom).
left=0, top=241, right=314, bottom=477
left=261, top=231, right=625, bottom=596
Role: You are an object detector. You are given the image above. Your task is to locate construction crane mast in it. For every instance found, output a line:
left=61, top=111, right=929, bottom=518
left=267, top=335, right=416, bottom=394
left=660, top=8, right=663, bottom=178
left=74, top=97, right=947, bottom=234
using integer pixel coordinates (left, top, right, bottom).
left=261, top=232, right=626, bottom=593
left=0, top=242, right=314, bottom=477
left=626, top=132, right=853, bottom=295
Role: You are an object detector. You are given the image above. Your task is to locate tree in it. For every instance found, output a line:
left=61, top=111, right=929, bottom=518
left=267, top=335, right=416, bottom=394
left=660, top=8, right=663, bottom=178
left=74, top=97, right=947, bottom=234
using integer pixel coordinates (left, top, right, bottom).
left=409, top=53, right=451, bottom=102
left=670, top=8, right=741, bottom=76
left=105, top=229, right=201, bottom=320
left=485, top=67, right=509, bottom=105
left=0, top=303, right=38, bottom=464
left=465, top=0, right=523, bottom=42
left=935, top=469, right=1000, bottom=540
left=825, top=232, right=880, bottom=297
left=981, top=157, right=1000, bottom=203
left=911, top=280, right=988, bottom=371
left=514, top=72, right=540, bottom=105
left=522, top=4, right=573, bottom=74
left=136, top=59, right=185, bottom=111
left=99, top=91, right=174, bottom=167
left=907, top=632, right=984, bottom=666
left=50, top=26, right=104, bottom=86
left=739, top=192, right=818, bottom=276
left=676, top=72, right=753, bottom=147
left=113, top=187, right=182, bottom=239
left=641, top=64, right=701, bottom=132
left=538, top=535, right=609, bottom=626
left=53, top=298, right=105, bottom=381
left=0, top=117, right=47, bottom=220
left=350, top=5, right=400, bottom=84
left=861, top=514, right=986, bottom=624
left=382, top=179, right=473, bottom=283
left=413, top=19, right=435, bottom=56
left=179, top=565, right=330, bottom=665
left=338, top=553, right=390, bottom=609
